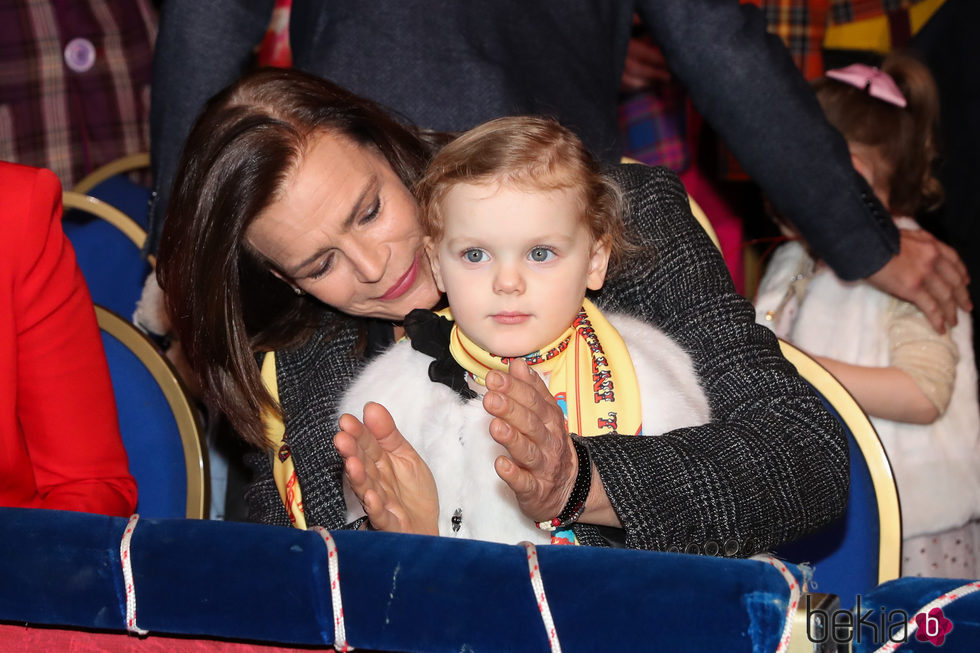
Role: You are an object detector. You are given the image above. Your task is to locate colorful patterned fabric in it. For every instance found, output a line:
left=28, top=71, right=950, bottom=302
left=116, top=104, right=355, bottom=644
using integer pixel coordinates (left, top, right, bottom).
left=617, top=83, right=690, bottom=171
left=447, top=299, right=644, bottom=439
left=262, top=352, right=308, bottom=529
left=824, top=0, right=945, bottom=53
left=257, top=0, right=293, bottom=68
left=741, top=0, right=933, bottom=80
left=742, top=0, right=831, bottom=80
left=831, top=0, right=927, bottom=24
left=716, top=0, right=934, bottom=182
left=0, top=0, right=157, bottom=188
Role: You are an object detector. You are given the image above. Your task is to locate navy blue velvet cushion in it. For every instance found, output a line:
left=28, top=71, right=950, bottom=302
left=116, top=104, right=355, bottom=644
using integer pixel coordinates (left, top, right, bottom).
left=100, top=331, right=187, bottom=519
left=853, top=577, right=980, bottom=652
left=62, top=209, right=150, bottom=319
left=0, top=507, right=804, bottom=651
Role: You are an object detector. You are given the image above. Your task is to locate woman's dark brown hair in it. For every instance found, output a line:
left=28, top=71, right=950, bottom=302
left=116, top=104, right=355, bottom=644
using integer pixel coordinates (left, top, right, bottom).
left=156, top=68, right=432, bottom=448
left=811, top=52, right=943, bottom=216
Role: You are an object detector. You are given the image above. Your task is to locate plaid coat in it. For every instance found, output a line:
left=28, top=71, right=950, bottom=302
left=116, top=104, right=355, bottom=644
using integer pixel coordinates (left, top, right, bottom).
left=0, top=1, right=157, bottom=187
left=745, top=0, right=934, bottom=79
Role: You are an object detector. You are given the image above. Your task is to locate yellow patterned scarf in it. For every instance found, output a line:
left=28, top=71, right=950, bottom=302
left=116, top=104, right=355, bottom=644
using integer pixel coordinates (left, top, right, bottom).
left=446, top=298, right=642, bottom=436
left=261, top=352, right=307, bottom=530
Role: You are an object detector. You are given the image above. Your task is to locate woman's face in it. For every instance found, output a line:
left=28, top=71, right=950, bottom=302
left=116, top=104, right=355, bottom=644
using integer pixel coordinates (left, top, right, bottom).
left=246, top=132, right=441, bottom=321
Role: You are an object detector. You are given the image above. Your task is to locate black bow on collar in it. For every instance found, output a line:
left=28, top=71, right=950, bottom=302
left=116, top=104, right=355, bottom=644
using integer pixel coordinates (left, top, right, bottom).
left=403, top=309, right=478, bottom=400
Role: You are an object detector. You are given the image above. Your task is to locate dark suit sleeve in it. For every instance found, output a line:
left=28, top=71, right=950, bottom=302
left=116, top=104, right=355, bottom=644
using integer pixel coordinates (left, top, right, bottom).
left=580, top=164, right=849, bottom=555
left=148, top=0, right=274, bottom=254
left=636, top=0, right=896, bottom=281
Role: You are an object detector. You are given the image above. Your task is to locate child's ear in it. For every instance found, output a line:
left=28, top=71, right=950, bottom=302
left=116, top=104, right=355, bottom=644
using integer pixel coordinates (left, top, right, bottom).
left=586, top=237, right=611, bottom=291
left=424, top=237, right=446, bottom=293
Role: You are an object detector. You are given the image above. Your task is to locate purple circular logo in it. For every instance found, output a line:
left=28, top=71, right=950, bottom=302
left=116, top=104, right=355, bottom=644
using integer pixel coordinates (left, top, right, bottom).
left=64, top=37, right=96, bottom=73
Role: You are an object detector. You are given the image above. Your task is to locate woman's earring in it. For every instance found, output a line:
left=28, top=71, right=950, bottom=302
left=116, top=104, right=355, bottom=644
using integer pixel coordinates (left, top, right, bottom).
left=292, top=285, right=304, bottom=296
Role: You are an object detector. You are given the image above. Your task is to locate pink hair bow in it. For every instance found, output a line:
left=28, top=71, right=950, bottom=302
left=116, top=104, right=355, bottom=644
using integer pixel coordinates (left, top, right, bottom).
left=825, top=63, right=907, bottom=108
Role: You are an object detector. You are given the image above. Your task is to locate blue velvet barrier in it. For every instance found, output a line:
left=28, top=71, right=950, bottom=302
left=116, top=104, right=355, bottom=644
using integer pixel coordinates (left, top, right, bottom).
left=852, top=577, right=980, bottom=652
left=0, top=507, right=804, bottom=652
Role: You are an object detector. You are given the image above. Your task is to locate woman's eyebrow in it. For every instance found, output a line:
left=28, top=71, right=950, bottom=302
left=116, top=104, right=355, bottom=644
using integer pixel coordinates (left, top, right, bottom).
left=286, top=248, right=329, bottom=278
left=339, top=176, right=379, bottom=231
left=285, top=176, right=379, bottom=276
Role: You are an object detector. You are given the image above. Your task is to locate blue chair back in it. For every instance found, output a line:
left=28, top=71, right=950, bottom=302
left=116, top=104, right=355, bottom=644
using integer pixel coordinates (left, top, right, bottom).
left=80, top=174, right=151, bottom=230
left=96, top=306, right=207, bottom=518
left=63, top=191, right=150, bottom=319
left=73, top=152, right=151, bottom=230
left=774, top=340, right=901, bottom=609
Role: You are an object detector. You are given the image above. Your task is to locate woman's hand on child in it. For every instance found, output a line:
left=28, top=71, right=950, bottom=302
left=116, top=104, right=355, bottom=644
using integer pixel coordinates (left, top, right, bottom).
left=483, top=360, right=576, bottom=523
left=483, top=361, right=624, bottom=529
left=868, top=229, right=971, bottom=334
left=334, top=403, right=439, bottom=535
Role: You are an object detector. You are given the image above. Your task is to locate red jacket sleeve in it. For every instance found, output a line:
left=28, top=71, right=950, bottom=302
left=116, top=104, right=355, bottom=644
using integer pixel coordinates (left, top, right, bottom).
left=0, top=163, right=138, bottom=516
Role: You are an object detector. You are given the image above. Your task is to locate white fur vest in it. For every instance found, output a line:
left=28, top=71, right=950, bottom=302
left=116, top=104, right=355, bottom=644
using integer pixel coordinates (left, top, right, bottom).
left=338, top=312, right=710, bottom=545
left=755, top=224, right=980, bottom=538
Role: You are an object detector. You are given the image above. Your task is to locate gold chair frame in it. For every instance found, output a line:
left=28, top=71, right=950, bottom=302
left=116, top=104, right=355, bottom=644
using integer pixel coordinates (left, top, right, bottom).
left=73, top=152, right=151, bottom=195
left=778, top=339, right=902, bottom=584
left=62, top=190, right=155, bottom=267
left=96, top=305, right=208, bottom=518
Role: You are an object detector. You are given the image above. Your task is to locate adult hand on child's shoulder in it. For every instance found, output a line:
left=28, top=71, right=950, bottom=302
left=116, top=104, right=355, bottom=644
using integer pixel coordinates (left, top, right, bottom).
left=334, top=403, right=439, bottom=535
left=867, top=229, right=971, bottom=334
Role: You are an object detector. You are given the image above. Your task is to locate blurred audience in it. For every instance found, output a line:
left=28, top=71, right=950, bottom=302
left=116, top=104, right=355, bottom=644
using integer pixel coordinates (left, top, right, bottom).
left=617, top=15, right=747, bottom=292
left=145, top=1, right=969, bottom=338
left=0, top=1, right=157, bottom=188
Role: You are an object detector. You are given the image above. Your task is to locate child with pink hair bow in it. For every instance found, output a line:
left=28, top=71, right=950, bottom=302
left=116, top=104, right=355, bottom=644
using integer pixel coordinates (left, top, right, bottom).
left=756, top=52, right=980, bottom=579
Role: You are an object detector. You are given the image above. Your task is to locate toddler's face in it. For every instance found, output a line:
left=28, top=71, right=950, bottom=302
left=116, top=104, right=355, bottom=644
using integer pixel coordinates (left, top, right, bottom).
left=427, top=182, right=609, bottom=357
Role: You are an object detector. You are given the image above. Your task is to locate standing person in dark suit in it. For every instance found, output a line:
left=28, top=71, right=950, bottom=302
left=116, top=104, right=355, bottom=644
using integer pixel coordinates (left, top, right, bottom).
left=148, top=0, right=968, bottom=333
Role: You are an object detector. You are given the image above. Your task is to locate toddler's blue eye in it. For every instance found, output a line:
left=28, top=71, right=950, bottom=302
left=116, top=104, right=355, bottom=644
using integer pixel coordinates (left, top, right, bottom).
left=464, top=249, right=488, bottom=263
left=529, top=247, right=555, bottom=262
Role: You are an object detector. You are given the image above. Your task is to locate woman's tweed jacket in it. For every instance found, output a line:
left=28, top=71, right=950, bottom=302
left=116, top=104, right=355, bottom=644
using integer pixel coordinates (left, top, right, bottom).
left=245, top=164, right=849, bottom=556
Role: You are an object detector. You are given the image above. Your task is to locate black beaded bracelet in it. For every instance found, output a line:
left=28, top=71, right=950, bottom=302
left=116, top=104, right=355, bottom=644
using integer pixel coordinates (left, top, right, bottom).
left=535, top=436, right=592, bottom=532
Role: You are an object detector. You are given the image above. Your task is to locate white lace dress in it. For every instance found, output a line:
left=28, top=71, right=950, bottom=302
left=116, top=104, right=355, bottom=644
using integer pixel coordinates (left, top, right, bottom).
left=755, top=219, right=980, bottom=579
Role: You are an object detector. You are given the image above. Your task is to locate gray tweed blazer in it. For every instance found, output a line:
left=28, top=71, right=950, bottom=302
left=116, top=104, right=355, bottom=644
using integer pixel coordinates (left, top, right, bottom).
left=244, top=164, right=848, bottom=556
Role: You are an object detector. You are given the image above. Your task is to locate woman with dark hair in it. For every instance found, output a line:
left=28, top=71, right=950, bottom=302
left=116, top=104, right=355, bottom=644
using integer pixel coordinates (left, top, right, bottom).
left=157, top=67, right=847, bottom=553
